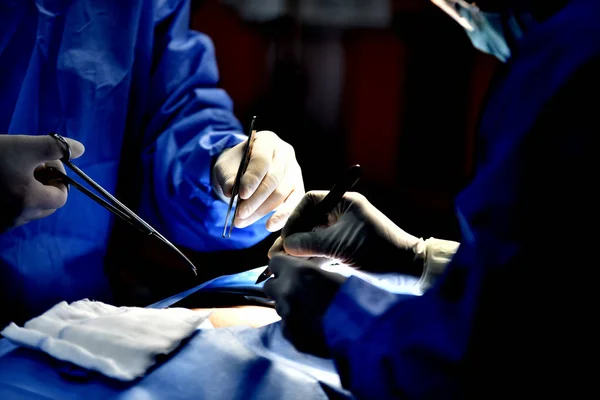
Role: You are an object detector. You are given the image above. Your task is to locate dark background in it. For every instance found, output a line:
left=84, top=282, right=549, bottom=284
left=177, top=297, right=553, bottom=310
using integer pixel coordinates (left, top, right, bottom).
left=191, top=0, right=499, bottom=240
left=109, top=0, right=500, bottom=305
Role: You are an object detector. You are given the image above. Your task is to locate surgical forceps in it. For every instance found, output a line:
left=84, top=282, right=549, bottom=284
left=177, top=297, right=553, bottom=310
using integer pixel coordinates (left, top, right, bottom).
left=34, top=133, right=197, bottom=276
left=222, top=116, right=257, bottom=238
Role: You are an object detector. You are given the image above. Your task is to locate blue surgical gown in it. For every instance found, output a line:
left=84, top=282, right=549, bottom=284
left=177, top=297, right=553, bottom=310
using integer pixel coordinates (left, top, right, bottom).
left=322, top=0, right=600, bottom=398
left=0, top=0, right=270, bottom=326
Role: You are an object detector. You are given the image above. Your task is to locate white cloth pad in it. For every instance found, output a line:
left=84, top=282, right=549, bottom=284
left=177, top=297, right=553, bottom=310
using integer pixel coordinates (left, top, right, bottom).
left=0, top=299, right=212, bottom=381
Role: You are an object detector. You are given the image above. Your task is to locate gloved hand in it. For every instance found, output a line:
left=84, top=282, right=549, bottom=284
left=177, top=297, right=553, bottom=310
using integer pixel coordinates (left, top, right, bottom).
left=212, top=131, right=304, bottom=232
left=268, top=191, right=425, bottom=276
left=0, top=134, right=85, bottom=232
left=263, top=253, right=347, bottom=357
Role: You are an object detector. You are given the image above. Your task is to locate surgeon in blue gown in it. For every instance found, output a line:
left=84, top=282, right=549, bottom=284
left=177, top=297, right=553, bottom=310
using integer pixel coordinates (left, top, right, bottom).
left=265, top=0, right=598, bottom=398
left=0, top=0, right=304, bottom=327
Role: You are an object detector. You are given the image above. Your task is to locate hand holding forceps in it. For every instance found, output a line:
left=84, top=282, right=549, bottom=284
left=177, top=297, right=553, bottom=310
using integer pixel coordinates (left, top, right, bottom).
left=34, top=133, right=197, bottom=276
left=222, top=116, right=256, bottom=238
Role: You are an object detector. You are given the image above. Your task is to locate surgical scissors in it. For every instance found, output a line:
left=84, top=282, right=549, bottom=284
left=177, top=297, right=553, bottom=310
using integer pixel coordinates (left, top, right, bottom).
left=34, top=133, right=197, bottom=276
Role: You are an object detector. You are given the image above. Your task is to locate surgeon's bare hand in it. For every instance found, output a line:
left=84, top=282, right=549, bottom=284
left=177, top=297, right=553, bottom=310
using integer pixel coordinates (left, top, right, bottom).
left=212, top=131, right=304, bottom=232
left=0, top=134, right=85, bottom=232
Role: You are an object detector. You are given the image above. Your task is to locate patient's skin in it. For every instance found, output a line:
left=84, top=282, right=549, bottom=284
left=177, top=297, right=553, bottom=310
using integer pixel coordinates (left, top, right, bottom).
left=195, top=306, right=281, bottom=328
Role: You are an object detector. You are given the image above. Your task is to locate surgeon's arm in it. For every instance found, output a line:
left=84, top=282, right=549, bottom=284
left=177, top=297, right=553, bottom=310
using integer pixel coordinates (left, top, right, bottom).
left=322, top=57, right=599, bottom=399
left=137, top=0, right=269, bottom=252
left=323, top=245, right=478, bottom=399
left=322, top=208, right=575, bottom=398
